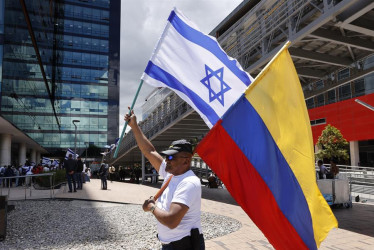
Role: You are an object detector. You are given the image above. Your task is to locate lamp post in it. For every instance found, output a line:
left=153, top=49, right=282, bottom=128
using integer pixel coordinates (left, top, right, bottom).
left=85, top=142, right=88, bottom=162
left=72, top=120, right=80, bottom=159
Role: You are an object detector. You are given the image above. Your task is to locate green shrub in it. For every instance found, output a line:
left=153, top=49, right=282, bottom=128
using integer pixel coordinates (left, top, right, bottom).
left=35, top=169, right=66, bottom=188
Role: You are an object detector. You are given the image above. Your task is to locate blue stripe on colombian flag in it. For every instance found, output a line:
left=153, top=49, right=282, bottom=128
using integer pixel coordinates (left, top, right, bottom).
left=197, top=95, right=316, bottom=249
left=221, top=96, right=316, bottom=249
left=198, top=120, right=309, bottom=249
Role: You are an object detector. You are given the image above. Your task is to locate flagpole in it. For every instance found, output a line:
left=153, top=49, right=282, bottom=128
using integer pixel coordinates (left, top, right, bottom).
left=113, top=80, right=144, bottom=158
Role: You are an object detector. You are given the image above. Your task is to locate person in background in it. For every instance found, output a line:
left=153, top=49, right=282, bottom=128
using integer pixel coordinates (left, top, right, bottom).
left=317, top=160, right=329, bottom=179
left=82, top=161, right=87, bottom=184
left=109, top=165, right=115, bottom=182
left=151, top=167, right=158, bottom=184
left=43, top=165, right=50, bottom=172
left=330, top=159, right=339, bottom=179
left=76, top=157, right=84, bottom=190
left=0, top=166, right=5, bottom=187
left=64, top=154, right=77, bottom=193
left=99, top=164, right=108, bottom=190
left=23, top=161, right=33, bottom=187
left=4, top=165, right=14, bottom=187
left=85, top=168, right=91, bottom=182
left=13, top=166, right=20, bottom=187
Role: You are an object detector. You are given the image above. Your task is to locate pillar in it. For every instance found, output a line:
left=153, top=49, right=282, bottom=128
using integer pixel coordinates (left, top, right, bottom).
left=0, top=134, right=12, bottom=166
left=349, top=141, right=360, bottom=167
left=19, top=143, right=26, bottom=166
left=36, top=151, right=41, bottom=165
left=30, top=149, right=36, bottom=164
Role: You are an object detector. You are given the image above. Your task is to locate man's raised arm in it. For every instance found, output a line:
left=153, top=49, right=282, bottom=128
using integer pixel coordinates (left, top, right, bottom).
left=124, top=110, right=163, bottom=172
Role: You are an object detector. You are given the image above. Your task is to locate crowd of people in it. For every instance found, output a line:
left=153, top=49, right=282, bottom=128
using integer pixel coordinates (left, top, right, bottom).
left=0, top=156, right=92, bottom=189
left=0, top=160, right=59, bottom=188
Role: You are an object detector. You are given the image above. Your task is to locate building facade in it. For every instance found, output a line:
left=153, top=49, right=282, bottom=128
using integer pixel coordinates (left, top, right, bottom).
left=0, top=0, right=120, bottom=157
left=210, top=0, right=374, bottom=167
left=307, top=57, right=374, bottom=167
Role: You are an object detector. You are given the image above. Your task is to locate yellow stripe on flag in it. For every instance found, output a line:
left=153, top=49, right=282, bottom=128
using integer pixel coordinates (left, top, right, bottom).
left=244, top=42, right=338, bottom=247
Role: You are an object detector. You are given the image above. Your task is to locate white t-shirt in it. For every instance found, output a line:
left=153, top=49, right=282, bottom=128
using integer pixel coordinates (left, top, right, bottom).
left=157, top=160, right=202, bottom=243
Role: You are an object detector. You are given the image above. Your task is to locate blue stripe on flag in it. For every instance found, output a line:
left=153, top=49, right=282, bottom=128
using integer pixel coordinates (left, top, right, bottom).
left=221, top=96, right=316, bottom=249
left=168, top=10, right=251, bottom=87
left=145, top=61, right=220, bottom=125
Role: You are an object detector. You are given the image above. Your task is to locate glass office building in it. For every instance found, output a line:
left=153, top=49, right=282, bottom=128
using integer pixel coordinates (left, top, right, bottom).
left=0, top=0, right=120, bottom=155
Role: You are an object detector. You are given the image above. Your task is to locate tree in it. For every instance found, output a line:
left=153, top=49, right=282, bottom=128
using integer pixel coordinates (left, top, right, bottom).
left=315, top=124, right=349, bottom=163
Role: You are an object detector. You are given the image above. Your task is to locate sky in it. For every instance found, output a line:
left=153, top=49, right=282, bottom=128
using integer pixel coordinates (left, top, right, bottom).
left=119, top=0, right=243, bottom=136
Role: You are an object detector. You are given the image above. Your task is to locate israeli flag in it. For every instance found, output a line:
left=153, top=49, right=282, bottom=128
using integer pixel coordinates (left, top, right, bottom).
left=65, top=148, right=79, bottom=160
left=141, top=8, right=253, bottom=128
left=52, top=159, right=60, bottom=166
left=105, top=138, right=120, bottom=153
left=42, top=157, right=51, bottom=166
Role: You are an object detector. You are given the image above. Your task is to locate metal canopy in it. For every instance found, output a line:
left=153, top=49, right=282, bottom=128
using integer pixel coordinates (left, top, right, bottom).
left=109, top=97, right=209, bottom=166
left=211, top=0, right=374, bottom=97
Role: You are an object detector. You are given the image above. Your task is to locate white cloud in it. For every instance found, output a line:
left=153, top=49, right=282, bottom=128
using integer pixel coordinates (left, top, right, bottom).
left=119, top=0, right=243, bottom=135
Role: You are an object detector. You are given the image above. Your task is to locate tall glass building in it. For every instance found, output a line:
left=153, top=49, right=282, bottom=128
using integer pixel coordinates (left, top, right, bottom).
left=0, top=0, right=120, bottom=156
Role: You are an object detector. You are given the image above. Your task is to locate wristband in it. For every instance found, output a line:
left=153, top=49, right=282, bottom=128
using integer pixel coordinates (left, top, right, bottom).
left=150, top=205, right=156, bottom=214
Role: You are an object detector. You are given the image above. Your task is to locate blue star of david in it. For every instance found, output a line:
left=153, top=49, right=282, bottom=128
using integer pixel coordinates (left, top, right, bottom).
left=200, top=65, right=231, bottom=106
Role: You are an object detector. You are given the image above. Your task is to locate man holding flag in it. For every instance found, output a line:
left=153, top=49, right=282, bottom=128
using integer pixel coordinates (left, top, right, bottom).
left=119, top=7, right=337, bottom=250
left=125, top=110, right=205, bottom=249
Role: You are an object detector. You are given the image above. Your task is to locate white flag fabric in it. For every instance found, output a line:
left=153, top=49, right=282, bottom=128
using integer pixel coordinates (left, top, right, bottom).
left=65, top=148, right=78, bottom=160
left=42, top=157, right=51, bottom=166
left=52, top=159, right=60, bottom=166
left=141, top=8, right=253, bottom=128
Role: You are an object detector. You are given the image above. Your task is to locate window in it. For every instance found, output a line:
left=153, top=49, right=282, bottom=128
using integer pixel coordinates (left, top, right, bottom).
left=310, top=118, right=326, bottom=126
left=306, top=98, right=314, bottom=109
left=365, top=73, right=374, bottom=95
left=82, top=22, right=91, bottom=35
left=364, top=55, right=374, bottom=70
left=338, top=68, right=350, bottom=81
left=354, top=79, right=365, bottom=97
left=316, top=94, right=324, bottom=107
left=327, top=89, right=336, bottom=104
left=338, top=83, right=351, bottom=101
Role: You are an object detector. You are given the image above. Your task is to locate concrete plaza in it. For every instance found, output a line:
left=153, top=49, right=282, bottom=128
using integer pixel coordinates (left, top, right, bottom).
left=49, top=179, right=374, bottom=249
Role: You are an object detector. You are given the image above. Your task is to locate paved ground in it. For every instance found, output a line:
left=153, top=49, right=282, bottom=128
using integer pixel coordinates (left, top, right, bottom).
left=50, top=179, right=374, bottom=249
left=5, top=179, right=374, bottom=249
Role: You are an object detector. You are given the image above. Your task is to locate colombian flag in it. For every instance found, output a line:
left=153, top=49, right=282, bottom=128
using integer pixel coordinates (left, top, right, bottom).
left=196, top=43, right=337, bottom=249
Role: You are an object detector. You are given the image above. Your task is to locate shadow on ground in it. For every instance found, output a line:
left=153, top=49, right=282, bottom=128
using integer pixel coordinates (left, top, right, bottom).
left=332, top=203, right=374, bottom=237
left=132, top=180, right=374, bottom=238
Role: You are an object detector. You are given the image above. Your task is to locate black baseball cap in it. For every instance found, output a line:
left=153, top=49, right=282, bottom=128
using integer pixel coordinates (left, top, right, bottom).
left=160, top=139, right=193, bottom=156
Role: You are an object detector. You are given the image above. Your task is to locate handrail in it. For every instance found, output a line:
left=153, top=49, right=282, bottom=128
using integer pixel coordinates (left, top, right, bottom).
left=0, top=173, right=56, bottom=200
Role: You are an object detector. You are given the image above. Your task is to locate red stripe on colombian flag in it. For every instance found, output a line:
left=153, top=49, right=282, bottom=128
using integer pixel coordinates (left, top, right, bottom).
left=197, top=120, right=308, bottom=249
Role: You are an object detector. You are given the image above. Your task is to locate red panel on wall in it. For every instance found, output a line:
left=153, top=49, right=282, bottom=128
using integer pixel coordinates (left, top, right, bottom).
left=308, top=93, right=374, bottom=144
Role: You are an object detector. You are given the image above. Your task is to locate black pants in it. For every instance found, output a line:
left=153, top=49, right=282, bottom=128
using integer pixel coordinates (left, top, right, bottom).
left=101, top=176, right=107, bottom=189
left=162, top=233, right=205, bottom=250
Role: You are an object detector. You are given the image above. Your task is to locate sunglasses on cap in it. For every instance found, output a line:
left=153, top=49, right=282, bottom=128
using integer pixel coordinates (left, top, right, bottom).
left=165, top=155, right=190, bottom=161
